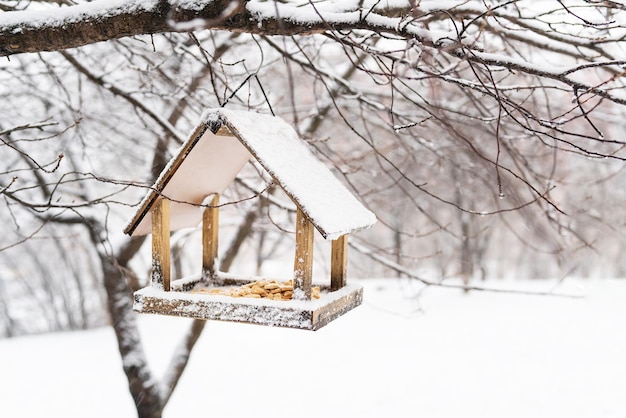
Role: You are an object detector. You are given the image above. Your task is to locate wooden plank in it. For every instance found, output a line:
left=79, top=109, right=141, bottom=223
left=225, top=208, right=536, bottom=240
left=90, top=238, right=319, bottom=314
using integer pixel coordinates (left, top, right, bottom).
left=202, top=194, right=220, bottom=279
left=214, top=125, right=232, bottom=136
left=331, top=234, right=348, bottom=291
left=151, top=198, right=171, bottom=291
left=133, top=281, right=363, bottom=331
left=310, top=286, right=363, bottom=330
left=293, top=208, right=314, bottom=300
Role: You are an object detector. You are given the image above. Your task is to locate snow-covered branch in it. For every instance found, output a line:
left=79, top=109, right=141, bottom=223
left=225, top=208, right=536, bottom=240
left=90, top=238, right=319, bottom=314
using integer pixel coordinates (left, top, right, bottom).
left=0, top=0, right=445, bottom=55
left=1, top=1, right=624, bottom=107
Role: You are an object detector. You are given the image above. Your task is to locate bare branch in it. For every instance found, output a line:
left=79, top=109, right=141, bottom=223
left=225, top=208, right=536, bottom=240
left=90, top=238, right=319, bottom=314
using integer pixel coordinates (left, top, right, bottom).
left=350, top=239, right=582, bottom=298
left=60, top=51, right=185, bottom=142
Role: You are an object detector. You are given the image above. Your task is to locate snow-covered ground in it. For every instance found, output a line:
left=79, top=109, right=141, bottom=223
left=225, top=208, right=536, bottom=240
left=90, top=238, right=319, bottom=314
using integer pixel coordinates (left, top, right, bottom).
left=1, top=278, right=625, bottom=418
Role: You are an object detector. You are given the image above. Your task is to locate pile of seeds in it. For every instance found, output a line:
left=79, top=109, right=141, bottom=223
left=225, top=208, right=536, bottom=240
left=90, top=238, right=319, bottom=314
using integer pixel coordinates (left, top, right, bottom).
left=193, top=279, right=321, bottom=301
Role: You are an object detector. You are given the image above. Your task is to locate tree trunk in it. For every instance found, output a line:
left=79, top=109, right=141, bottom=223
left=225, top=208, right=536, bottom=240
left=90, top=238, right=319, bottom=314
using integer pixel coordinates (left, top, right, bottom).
left=100, top=250, right=163, bottom=417
left=87, top=227, right=164, bottom=417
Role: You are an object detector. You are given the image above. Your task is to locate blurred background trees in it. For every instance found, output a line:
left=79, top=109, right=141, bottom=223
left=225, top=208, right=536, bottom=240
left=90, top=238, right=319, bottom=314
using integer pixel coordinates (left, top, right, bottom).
left=2, top=0, right=626, bottom=336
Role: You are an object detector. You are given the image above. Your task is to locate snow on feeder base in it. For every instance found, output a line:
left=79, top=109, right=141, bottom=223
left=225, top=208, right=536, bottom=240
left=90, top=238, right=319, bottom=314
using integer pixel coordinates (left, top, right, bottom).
left=124, top=109, right=376, bottom=330
left=133, top=274, right=363, bottom=331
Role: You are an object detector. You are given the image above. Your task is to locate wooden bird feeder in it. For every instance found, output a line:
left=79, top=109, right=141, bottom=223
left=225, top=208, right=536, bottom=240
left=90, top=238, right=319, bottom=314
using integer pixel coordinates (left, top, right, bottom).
left=124, top=109, right=376, bottom=330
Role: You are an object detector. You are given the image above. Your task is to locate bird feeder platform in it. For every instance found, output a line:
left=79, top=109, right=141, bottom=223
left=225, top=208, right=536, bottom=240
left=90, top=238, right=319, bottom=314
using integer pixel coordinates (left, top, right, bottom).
left=133, top=273, right=363, bottom=331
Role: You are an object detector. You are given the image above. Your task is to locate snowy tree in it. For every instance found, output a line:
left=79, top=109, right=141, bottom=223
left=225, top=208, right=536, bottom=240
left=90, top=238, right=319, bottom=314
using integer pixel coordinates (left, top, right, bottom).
left=2, top=1, right=626, bottom=417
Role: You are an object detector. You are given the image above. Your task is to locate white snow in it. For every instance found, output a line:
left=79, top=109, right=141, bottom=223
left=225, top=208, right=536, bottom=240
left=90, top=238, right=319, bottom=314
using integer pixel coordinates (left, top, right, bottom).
left=1, top=278, right=625, bottom=418
left=215, top=109, right=376, bottom=240
left=0, top=0, right=159, bottom=28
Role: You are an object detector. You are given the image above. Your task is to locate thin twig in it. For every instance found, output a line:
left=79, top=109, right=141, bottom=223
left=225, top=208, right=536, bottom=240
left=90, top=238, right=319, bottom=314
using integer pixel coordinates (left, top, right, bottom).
left=350, top=240, right=583, bottom=298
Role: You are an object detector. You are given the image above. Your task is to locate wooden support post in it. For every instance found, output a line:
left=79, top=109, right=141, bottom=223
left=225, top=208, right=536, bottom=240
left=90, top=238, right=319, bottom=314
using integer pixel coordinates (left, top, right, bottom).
left=151, top=198, right=171, bottom=291
left=202, top=194, right=220, bottom=279
left=331, top=234, right=348, bottom=291
left=293, top=208, right=314, bottom=300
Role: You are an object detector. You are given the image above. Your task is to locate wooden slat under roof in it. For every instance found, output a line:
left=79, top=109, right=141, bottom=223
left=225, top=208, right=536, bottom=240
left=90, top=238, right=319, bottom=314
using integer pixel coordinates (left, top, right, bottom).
left=124, top=109, right=376, bottom=239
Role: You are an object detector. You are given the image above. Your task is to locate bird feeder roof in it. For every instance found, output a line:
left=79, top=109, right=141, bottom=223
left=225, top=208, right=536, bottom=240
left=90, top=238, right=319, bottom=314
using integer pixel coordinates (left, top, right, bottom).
left=124, top=108, right=376, bottom=240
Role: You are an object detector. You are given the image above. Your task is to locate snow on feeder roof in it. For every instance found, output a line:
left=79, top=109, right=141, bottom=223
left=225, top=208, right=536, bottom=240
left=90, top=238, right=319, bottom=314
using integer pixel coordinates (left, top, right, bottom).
left=124, top=109, right=375, bottom=331
left=124, top=108, right=376, bottom=239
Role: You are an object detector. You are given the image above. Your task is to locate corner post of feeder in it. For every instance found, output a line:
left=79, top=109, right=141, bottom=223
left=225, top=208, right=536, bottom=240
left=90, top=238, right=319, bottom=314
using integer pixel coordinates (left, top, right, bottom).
left=202, top=193, right=220, bottom=280
left=331, top=234, right=348, bottom=291
left=293, top=207, right=314, bottom=300
left=151, top=197, right=171, bottom=291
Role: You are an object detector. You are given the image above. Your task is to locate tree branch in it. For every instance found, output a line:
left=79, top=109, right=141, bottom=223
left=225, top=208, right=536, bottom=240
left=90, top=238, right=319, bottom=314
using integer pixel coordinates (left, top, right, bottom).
left=350, top=239, right=582, bottom=298
left=60, top=50, right=185, bottom=142
left=0, top=0, right=245, bottom=56
left=3, top=1, right=625, bottom=109
left=0, top=0, right=447, bottom=56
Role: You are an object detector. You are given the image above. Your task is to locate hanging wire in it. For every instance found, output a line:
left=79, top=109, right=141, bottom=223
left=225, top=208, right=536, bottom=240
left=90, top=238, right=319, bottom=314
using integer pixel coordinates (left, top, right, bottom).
left=221, top=73, right=275, bottom=116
